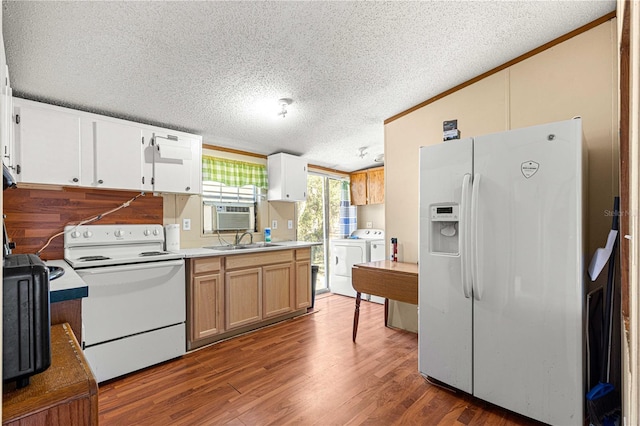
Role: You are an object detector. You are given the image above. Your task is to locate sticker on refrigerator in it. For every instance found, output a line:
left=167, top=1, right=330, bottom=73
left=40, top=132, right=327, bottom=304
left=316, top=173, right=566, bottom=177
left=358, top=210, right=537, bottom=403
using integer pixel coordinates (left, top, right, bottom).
left=521, top=161, right=539, bottom=178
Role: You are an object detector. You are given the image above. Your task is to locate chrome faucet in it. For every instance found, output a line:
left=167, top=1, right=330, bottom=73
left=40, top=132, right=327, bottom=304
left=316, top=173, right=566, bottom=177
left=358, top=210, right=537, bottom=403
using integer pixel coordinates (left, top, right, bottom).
left=235, top=231, right=253, bottom=245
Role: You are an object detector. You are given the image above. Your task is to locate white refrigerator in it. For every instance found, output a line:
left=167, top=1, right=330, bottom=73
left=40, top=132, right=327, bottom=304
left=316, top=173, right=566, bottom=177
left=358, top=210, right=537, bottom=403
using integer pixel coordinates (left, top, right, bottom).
left=418, top=119, right=585, bottom=425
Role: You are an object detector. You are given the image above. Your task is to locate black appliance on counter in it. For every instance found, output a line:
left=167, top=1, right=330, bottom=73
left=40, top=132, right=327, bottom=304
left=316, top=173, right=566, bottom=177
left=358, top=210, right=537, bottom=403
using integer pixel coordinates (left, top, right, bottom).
left=2, top=163, right=52, bottom=388
left=3, top=254, right=51, bottom=388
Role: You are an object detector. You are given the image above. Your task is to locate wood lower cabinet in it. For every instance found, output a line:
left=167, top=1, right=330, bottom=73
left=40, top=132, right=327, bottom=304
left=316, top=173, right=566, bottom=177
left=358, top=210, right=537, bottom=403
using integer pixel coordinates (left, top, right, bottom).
left=187, top=248, right=311, bottom=350
left=225, top=267, right=262, bottom=329
left=295, top=248, right=312, bottom=309
left=262, top=263, right=294, bottom=318
left=188, top=257, right=224, bottom=346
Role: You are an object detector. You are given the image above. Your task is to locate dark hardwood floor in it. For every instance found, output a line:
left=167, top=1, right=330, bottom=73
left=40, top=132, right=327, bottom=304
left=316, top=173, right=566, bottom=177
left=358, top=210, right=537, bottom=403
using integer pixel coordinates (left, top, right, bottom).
left=98, top=294, right=542, bottom=425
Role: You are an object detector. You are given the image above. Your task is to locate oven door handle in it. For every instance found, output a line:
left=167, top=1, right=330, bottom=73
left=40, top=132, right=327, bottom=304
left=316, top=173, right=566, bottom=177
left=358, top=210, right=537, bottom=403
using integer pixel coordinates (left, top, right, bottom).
left=76, top=259, right=184, bottom=275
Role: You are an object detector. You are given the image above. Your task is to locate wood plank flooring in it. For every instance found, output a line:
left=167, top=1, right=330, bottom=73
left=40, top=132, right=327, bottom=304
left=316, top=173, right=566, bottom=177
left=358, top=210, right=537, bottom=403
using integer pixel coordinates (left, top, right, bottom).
left=98, top=294, right=543, bottom=425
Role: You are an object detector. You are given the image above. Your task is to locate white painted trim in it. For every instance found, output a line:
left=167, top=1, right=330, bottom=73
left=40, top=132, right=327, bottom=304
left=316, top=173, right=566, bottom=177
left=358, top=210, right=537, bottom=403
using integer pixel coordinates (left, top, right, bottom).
left=623, top=1, right=640, bottom=424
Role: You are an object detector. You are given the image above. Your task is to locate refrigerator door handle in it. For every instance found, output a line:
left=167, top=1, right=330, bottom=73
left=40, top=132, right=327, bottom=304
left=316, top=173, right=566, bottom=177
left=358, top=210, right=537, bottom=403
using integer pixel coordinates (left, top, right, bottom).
left=471, top=173, right=482, bottom=300
left=460, top=173, right=472, bottom=298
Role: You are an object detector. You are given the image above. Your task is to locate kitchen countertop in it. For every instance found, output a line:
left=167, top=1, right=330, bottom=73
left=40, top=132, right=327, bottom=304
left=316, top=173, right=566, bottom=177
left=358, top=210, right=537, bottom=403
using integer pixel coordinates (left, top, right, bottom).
left=42, top=242, right=320, bottom=299
left=45, top=260, right=88, bottom=303
left=179, top=241, right=321, bottom=258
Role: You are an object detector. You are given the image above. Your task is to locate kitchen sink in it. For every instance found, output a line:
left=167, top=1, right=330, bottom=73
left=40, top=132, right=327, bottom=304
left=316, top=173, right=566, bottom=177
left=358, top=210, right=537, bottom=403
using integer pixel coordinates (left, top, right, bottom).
left=205, top=243, right=280, bottom=251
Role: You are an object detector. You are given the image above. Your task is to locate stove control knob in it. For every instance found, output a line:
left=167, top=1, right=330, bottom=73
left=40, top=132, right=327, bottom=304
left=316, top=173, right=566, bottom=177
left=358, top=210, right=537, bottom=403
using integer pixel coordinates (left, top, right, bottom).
left=114, top=229, right=124, bottom=238
left=153, top=228, right=160, bottom=236
left=144, top=229, right=151, bottom=236
left=83, top=231, right=93, bottom=238
left=71, top=230, right=81, bottom=238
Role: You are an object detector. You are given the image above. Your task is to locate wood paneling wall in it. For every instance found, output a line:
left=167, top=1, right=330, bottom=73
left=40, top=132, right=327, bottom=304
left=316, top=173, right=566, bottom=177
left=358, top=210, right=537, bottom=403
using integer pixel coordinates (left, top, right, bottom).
left=3, top=187, right=163, bottom=260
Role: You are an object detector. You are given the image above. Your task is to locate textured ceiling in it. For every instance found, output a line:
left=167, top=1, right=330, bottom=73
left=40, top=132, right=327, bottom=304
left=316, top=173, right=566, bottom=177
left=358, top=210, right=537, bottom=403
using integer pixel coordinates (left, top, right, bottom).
left=2, top=1, right=615, bottom=172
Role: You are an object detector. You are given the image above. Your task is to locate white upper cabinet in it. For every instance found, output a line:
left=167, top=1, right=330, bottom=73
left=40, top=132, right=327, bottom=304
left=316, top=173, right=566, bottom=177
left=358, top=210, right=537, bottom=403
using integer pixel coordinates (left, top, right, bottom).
left=267, top=153, right=307, bottom=202
left=10, top=97, right=201, bottom=194
left=83, top=118, right=149, bottom=191
left=151, top=131, right=202, bottom=195
left=13, top=98, right=82, bottom=186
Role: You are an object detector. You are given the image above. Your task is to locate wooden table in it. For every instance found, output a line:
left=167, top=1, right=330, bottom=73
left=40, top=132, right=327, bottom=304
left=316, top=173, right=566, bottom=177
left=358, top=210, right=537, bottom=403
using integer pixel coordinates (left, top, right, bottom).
left=3, top=323, right=98, bottom=426
left=351, top=260, right=418, bottom=342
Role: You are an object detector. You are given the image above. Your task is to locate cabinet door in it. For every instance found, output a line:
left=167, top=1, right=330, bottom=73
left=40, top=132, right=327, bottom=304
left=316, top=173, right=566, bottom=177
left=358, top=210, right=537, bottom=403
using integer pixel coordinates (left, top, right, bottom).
left=367, top=168, right=385, bottom=204
left=262, top=263, right=294, bottom=318
left=225, top=268, right=262, bottom=330
left=191, top=273, right=223, bottom=340
left=283, top=155, right=307, bottom=201
left=14, top=99, right=81, bottom=186
left=152, top=133, right=201, bottom=194
left=268, top=153, right=307, bottom=201
left=349, top=172, right=367, bottom=205
left=295, top=261, right=311, bottom=309
left=88, top=119, right=146, bottom=191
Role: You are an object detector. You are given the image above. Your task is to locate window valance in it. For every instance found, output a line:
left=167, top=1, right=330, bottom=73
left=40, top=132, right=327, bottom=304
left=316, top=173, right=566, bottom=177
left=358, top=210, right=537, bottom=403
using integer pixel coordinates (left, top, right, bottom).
left=202, top=156, right=268, bottom=189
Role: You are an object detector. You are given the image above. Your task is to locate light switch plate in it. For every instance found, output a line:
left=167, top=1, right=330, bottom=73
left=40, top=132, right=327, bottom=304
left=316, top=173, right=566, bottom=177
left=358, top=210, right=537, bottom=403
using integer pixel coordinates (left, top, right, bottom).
left=183, top=218, right=191, bottom=231
left=288, top=220, right=293, bottom=229
left=366, top=222, right=373, bottom=228
left=272, top=220, right=278, bottom=229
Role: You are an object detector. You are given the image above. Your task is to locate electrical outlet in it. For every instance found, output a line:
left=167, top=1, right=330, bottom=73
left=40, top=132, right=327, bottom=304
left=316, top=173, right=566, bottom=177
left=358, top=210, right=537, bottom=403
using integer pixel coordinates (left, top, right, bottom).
left=366, top=222, right=373, bottom=229
left=272, top=220, right=278, bottom=229
left=288, top=220, right=293, bottom=229
left=182, top=218, right=191, bottom=231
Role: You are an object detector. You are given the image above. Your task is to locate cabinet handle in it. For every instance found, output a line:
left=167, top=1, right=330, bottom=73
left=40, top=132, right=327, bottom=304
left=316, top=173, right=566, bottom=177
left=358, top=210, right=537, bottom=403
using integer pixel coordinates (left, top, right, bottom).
left=72, top=177, right=78, bottom=183
left=185, top=186, right=190, bottom=191
left=142, top=176, right=145, bottom=184
left=98, top=179, right=104, bottom=184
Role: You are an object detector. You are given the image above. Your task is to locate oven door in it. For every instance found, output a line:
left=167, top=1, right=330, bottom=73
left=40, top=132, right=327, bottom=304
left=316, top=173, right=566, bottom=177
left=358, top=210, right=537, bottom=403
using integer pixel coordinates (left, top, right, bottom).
left=77, top=259, right=185, bottom=346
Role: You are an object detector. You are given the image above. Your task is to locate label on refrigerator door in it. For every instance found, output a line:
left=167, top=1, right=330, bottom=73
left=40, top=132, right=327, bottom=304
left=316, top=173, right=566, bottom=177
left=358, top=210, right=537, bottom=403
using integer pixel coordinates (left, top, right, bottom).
left=520, top=161, right=539, bottom=178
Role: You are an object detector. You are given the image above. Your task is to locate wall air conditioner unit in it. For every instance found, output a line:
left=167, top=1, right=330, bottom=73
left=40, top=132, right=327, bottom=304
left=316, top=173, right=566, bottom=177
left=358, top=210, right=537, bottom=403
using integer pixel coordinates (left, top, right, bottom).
left=205, top=203, right=253, bottom=232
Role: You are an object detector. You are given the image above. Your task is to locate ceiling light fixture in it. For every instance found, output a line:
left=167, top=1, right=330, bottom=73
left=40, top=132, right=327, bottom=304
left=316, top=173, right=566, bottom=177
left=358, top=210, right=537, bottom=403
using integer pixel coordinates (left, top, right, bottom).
left=374, top=154, right=384, bottom=163
left=277, top=98, right=293, bottom=118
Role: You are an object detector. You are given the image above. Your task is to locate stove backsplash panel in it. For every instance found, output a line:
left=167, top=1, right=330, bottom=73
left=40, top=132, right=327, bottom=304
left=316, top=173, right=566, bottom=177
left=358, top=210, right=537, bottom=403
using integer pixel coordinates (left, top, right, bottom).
left=4, top=187, right=163, bottom=260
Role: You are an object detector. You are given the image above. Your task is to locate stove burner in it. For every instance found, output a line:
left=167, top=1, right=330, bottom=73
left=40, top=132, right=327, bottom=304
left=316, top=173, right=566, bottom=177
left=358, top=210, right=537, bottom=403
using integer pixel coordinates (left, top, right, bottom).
left=78, top=256, right=111, bottom=262
left=139, top=251, right=169, bottom=257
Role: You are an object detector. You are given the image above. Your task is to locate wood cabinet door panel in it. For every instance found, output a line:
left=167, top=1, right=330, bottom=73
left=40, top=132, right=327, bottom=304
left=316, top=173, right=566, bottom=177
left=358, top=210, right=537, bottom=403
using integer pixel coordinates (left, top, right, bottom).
left=192, top=273, right=223, bottom=340
left=262, top=263, right=294, bottom=318
left=225, top=268, right=262, bottom=329
left=350, top=172, right=367, bottom=205
left=295, top=261, right=311, bottom=309
left=193, top=257, right=221, bottom=274
left=367, top=168, right=385, bottom=204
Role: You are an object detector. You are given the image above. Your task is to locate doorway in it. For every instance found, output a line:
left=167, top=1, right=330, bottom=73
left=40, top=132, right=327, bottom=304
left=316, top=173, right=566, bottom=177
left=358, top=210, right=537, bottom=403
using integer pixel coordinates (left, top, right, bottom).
left=296, top=173, right=346, bottom=294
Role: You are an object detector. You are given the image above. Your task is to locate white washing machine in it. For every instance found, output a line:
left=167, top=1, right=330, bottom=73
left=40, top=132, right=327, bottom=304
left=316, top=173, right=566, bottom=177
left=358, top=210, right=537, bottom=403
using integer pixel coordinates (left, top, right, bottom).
left=329, top=229, right=385, bottom=303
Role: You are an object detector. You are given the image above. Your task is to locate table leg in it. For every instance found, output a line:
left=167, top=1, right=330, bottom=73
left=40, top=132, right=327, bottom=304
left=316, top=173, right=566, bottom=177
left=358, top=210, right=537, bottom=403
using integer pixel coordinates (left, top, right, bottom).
left=353, top=292, right=362, bottom=342
left=384, top=298, right=389, bottom=328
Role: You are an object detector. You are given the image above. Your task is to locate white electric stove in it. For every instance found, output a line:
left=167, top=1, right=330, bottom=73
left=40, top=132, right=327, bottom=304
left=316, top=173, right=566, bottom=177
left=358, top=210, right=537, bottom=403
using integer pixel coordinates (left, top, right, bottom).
left=64, top=224, right=186, bottom=382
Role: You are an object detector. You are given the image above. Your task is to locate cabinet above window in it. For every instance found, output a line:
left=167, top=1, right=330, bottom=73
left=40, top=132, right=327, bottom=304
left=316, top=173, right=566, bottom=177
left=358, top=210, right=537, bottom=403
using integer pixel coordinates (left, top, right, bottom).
left=267, top=153, right=307, bottom=202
